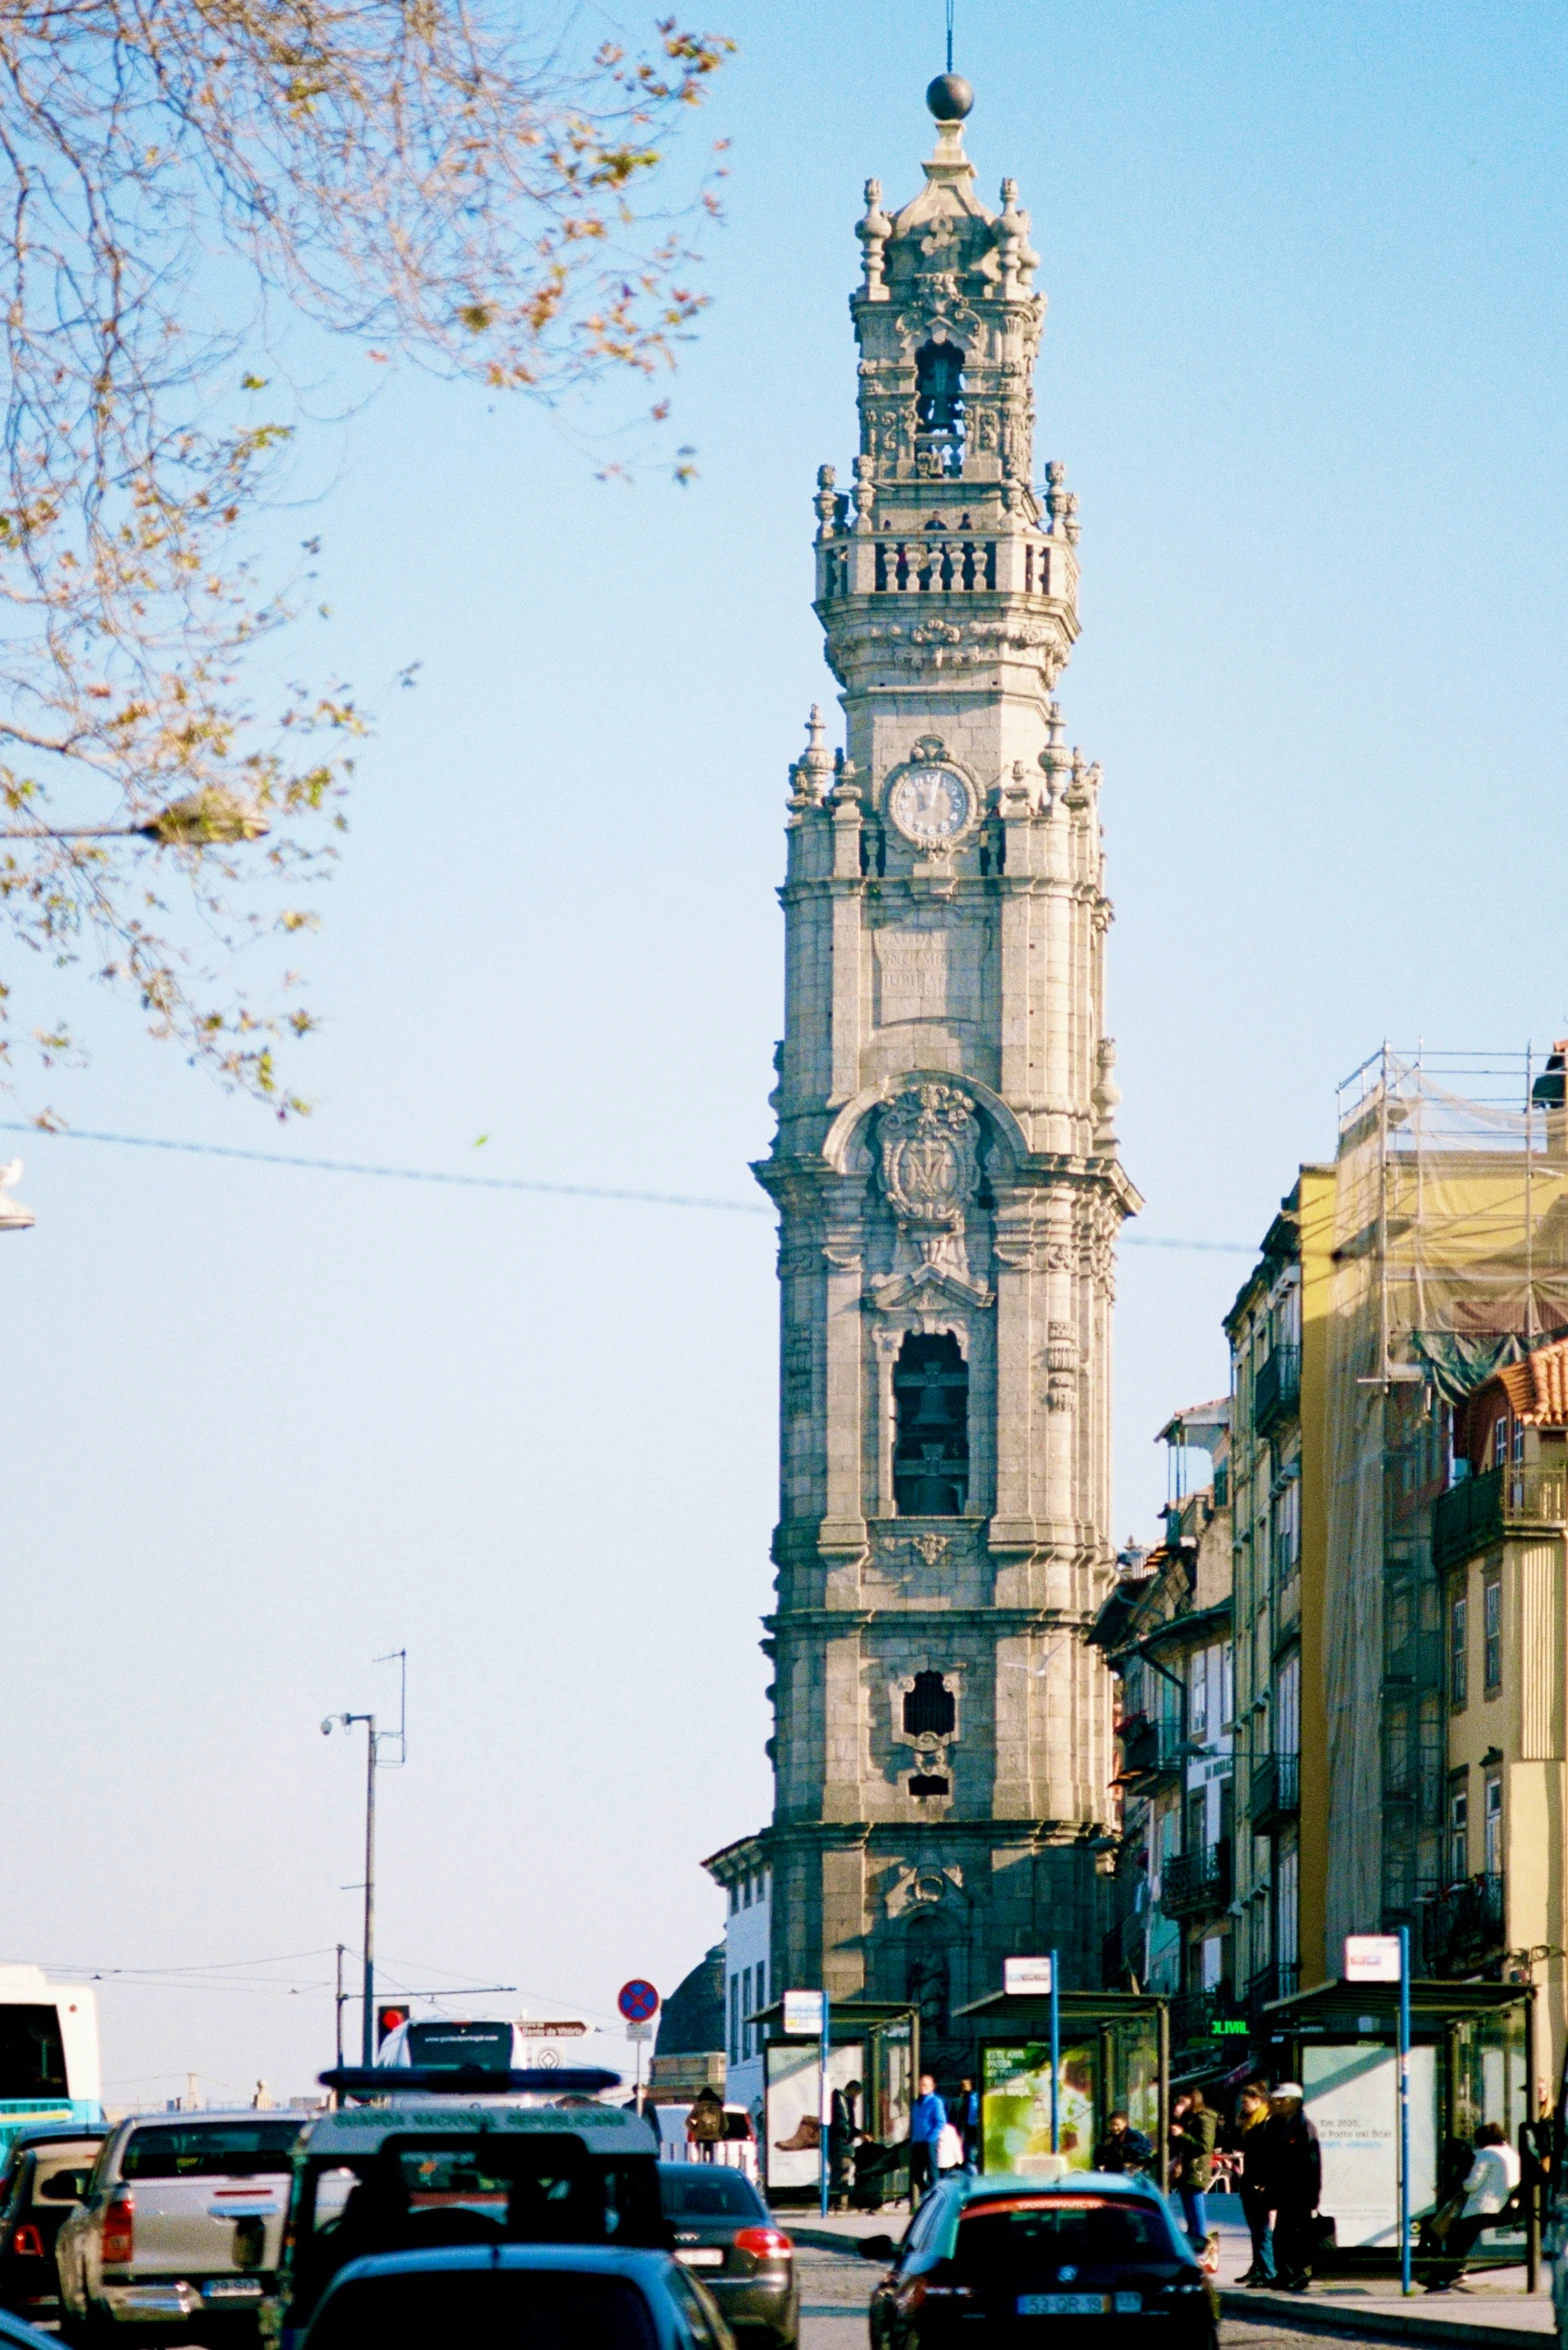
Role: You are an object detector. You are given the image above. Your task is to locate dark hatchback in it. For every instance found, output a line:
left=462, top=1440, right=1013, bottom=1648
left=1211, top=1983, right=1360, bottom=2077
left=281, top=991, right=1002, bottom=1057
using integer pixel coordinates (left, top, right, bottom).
left=861, top=2175, right=1218, bottom=2350
left=300, top=2245, right=734, bottom=2350
left=0, top=2129, right=105, bottom=2324
left=657, top=2165, right=797, bottom=2349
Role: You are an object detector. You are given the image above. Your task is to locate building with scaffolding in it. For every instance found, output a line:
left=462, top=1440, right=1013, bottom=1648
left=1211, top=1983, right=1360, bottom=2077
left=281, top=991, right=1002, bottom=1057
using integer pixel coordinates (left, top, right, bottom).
left=1227, top=1045, right=1568, bottom=2095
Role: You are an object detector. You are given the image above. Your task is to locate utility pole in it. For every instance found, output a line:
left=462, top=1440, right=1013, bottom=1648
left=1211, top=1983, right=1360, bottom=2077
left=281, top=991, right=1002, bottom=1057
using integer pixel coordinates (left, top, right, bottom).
left=322, top=1650, right=406, bottom=2069
left=335, top=1945, right=347, bottom=2070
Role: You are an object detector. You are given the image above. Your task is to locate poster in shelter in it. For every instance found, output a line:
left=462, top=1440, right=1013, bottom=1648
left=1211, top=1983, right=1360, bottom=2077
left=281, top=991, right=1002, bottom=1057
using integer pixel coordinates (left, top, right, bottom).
left=764, top=2040, right=864, bottom=2194
left=1303, top=2043, right=1436, bottom=2248
left=981, top=2041, right=1094, bottom=2176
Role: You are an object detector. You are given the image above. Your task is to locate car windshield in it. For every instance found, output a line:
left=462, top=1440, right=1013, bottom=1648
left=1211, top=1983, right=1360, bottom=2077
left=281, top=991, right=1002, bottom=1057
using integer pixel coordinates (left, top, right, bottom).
left=306, top=2268, right=659, bottom=2350
left=121, top=2122, right=301, bottom=2180
left=659, top=2168, right=764, bottom=2218
left=403, top=2021, right=512, bottom=2071
left=956, top=2198, right=1176, bottom=2274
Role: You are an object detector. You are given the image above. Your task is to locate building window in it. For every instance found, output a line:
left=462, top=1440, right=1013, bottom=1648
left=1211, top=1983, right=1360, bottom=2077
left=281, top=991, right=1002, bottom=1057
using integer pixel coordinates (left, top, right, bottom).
left=1448, top=1783, right=1469, bottom=1886
left=1271, top=1479, right=1300, bottom=1586
left=1275, top=1651, right=1301, bottom=1758
left=903, top=1670, right=957, bottom=1736
left=1494, top=1415, right=1509, bottom=1468
left=728, top=1973, right=740, bottom=2067
left=1450, top=1589, right=1468, bottom=1710
left=1483, top=1574, right=1501, bottom=1694
left=741, top=1965, right=753, bottom=2062
left=755, top=1959, right=766, bottom=2017
left=1276, top=1842, right=1300, bottom=1978
left=1189, top=1652, right=1208, bottom=1740
left=728, top=1882, right=738, bottom=1915
left=1484, top=1775, right=1502, bottom=1878
left=893, top=1333, right=969, bottom=1516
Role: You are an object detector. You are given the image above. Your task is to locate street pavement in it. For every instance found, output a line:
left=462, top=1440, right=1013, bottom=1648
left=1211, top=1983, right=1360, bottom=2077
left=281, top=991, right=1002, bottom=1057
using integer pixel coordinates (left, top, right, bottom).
left=789, top=2210, right=1556, bottom=2350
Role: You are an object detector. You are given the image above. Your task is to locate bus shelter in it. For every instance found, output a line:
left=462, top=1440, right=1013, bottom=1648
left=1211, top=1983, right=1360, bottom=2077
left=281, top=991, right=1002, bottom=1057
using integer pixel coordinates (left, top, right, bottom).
left=954, top=1991, right=1171, bottom=2190
left=753, top=1999, right=917, bottom=2207
left=1259, top=1975, right=1538, bottom=2285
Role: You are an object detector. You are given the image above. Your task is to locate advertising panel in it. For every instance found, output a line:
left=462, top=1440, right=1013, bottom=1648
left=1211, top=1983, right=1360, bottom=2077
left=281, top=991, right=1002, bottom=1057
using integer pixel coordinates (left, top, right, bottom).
left=764, top=2038, right=865, bottom=2195
left=1303, top=2042, right=1436, bottom=2249
left=981, top=2041, right=1094, bottom=2177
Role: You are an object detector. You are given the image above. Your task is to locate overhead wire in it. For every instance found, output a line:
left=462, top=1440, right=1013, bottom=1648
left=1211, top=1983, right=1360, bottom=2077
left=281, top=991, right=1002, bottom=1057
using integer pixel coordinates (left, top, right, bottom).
left=0, top=1121, right=1252, bottom=1252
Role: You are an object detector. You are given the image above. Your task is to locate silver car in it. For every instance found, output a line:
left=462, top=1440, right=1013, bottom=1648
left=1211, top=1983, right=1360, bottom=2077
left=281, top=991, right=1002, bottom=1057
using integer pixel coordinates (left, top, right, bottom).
left=57, top=2111, right=308, bottom=2343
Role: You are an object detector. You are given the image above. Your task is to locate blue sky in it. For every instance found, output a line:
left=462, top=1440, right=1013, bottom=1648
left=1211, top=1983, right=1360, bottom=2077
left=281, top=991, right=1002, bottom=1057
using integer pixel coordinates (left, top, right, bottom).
left=4, top=0, right=1567, bottom=2100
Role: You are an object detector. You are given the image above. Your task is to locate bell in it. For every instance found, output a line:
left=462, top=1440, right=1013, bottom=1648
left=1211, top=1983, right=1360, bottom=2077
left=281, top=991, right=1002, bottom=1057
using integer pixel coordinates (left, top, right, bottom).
left=910, top=1381, right=954, bottom=1428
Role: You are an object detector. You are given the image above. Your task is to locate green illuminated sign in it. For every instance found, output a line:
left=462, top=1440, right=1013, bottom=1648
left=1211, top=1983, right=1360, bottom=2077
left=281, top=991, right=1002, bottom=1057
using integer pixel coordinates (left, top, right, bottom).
left=1210, top=2020, right=1248, bottom=2037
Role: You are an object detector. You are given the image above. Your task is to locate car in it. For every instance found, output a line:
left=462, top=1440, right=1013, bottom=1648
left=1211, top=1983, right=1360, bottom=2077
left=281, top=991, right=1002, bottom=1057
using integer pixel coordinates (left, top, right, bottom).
left=298, top=2243, right=734, bottom=2350
left=658, top=2161, right=796, bottom=2347
left=859, top=2173, right=1219, bottom=2348
left=0, top=2304, right=59, bottom=2350
left=266, top=2098, right=668, bottom=2350
left=56, top=2109, right=309, bottom=2344
left=0, top=2128, right=106, bottom=2322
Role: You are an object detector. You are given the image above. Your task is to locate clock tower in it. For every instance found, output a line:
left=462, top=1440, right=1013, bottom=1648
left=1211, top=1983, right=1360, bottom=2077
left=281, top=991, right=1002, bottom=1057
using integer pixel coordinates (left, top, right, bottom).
left=750, top=74, right=1139, bottom=2068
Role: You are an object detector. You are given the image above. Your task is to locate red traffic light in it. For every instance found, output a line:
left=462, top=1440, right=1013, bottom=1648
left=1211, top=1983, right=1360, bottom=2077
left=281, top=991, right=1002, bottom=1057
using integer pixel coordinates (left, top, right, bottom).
left=376, top=2003, right=411, bottom=2047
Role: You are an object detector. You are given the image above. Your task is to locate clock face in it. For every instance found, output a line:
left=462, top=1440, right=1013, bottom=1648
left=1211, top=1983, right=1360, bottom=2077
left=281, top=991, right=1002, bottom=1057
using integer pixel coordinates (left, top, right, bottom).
left=888, top=766, right=971, bottom=846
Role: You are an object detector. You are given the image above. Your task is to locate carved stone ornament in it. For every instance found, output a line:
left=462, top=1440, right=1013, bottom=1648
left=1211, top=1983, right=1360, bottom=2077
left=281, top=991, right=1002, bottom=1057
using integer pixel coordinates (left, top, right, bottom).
left=879, top=1081, right=980, bottom=1240
left=1043, top=1321, right=1079, bottom=1412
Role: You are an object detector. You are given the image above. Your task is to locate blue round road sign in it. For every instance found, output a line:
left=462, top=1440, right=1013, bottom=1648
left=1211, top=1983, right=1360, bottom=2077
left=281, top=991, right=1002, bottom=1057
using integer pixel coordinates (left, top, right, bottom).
left=618, top=1978, right=659, bottom=2023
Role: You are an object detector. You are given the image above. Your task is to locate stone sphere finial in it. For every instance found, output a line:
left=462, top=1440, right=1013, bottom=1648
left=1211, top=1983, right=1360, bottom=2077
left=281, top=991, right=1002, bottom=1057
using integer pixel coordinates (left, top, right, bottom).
left=925, top=71, right=973, bottom=122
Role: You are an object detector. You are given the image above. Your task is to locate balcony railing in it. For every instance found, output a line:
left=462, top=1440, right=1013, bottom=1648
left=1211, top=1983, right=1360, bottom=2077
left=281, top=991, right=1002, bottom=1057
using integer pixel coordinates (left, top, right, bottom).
left=1163, top=1842, right=1232, bottom=1919
left=1250, top=1751, right=1300, bottom=1831
left=1253, top=1345, right=1301, bottom=1438
left=1116, top=1714, right=1185, bottom=1782
left=1433, top=1464, right=1567, bottom=1573
left=1246, top=1961, right=1300, bottom=2021
left=1423, top=1873, right=1504, bottom=1976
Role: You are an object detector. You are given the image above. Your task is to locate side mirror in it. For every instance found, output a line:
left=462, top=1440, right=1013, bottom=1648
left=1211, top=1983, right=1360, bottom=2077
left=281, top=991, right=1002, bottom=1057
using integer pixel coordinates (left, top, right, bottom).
left=858, top=2234, right=897, bottom=2263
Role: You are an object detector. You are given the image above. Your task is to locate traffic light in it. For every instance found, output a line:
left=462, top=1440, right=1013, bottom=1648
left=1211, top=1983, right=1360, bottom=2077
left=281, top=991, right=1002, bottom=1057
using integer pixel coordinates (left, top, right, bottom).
left=376, top=2003, right=411, bottom=2048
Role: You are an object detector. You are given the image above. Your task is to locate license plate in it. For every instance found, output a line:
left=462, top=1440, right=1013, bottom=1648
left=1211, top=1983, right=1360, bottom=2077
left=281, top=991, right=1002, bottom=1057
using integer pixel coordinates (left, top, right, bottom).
left=204, top=2280, right=264, bottom=2300
left=1018, top=2293, right=1109, bottom=2316
left=676, top=2250, right=725, bottom=2268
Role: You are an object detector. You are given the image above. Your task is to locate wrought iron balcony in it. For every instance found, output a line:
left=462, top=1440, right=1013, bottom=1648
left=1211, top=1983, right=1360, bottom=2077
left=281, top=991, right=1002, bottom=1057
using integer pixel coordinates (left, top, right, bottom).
left=1162, top=1841, right=1231, bottom=1919
left=1253, top=1345, right=1301, bottom=1439
left=1433, top=1464, right=1567, bottom=1573
left=1250, top=1751, right=1300, bottom=1831
left=1246, top=1961, right=1300, bottom=2023
left=1423, top=1873, right=1504, bottom=1977
left=1116, top=1713, right=1185, bottom=1783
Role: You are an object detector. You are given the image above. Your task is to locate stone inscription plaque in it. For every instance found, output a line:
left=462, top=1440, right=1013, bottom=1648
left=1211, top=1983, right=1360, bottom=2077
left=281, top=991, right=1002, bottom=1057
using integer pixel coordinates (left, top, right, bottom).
left=874, top=927, right=980, bottom=1025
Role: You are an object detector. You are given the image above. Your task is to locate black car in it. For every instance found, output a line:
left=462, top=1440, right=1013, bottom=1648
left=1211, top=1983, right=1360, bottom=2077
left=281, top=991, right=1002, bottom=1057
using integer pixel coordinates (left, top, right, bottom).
left=657, top=2164, right=797, bottom=2349
left=860, top=2173, right=1218, bottom=2348
left=300, top=2244, right=734, bottom=2350
left=0, top=2130, right=105, bottom=2324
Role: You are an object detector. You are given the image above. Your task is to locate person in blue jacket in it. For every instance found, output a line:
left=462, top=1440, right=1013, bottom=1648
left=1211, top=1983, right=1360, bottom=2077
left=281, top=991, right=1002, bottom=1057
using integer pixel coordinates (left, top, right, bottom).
left=909, top=2072, right=947, bottom=2201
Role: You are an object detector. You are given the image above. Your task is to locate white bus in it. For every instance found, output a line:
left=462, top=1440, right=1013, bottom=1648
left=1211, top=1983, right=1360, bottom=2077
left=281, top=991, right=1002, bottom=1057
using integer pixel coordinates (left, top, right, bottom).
left=0, top=1966, right=102, bottom=2155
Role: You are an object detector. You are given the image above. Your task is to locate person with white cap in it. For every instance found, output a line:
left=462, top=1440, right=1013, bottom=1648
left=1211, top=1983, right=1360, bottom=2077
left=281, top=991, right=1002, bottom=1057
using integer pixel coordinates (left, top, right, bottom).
left=1261, top=2083, right=1321, bottom=2291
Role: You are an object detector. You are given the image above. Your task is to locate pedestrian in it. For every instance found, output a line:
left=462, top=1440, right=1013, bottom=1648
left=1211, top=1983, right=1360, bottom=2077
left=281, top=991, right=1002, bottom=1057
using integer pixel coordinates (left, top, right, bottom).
left=909, top=2071, right=947, bottom=2203
left=1093, top=2110, right=1154, bottom=2175
left=1230, top=2082, right=1275, bottom=2286
left=1262, top=2083, right=1321, bottom=2291
left=954, top=2077, right=981, bottom=2172
left=829, top=2079, right=864, bottom=2211
left=1427, top=2122, right=1520, bottom=2292
left=1169, top=2088, right=1218, bottom=2259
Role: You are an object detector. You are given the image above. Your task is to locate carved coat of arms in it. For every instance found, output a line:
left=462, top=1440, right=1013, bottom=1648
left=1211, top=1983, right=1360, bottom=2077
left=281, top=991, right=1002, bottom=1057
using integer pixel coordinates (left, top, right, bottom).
left=878, top=1082, right=979, bottom=1239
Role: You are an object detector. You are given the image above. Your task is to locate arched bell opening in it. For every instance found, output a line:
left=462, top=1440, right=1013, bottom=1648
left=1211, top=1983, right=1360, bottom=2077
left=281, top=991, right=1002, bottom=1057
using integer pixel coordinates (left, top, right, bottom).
left=893, top=1331, right=970, bottom=1515
left=915, top=337, right=967, bottom=476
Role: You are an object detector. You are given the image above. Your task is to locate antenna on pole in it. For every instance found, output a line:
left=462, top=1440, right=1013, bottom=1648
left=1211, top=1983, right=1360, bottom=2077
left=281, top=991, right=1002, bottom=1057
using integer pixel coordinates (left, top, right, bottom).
left=945, top=0, right=955, bottom=73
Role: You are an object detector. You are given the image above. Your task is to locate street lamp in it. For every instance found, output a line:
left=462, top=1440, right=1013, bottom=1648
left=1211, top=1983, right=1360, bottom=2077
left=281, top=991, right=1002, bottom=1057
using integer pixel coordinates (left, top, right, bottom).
left=322, top=1650, right=406, bottom=2067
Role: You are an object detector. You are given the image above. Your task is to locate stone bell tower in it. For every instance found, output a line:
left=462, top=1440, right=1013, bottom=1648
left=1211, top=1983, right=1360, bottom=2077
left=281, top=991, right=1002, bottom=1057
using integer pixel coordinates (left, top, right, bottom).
left=751, top=73, right=1140, bottom=2068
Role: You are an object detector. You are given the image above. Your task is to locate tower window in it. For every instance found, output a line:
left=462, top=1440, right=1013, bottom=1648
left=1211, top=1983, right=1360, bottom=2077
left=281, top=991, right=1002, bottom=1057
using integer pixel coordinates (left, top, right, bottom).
left=893, top=1332, right=969, bottom=1515
left=903, top=1670, right=956, bottom=1738
left=915, top=338, right=966, bottom=474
